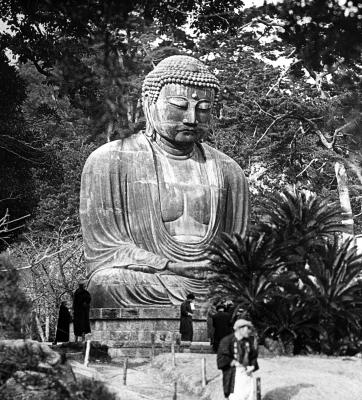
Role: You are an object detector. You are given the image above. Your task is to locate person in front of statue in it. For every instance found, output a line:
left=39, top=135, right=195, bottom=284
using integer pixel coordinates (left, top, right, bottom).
left=180, top=293, right=195, bottom=341
left=207, top=299, right=219, bottom=347
left=212, top=302, right=233, bottom=353
left=217, top=318, right=259, bottom=400
left=53, top=300, right=72, bottom=345
left=73, top=281, right=91, bottom=342
left=80, top=55, right=249, bottom=309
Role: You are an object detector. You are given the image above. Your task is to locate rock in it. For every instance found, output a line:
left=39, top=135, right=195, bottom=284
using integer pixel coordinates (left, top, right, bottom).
left=0, top=339, right=117, bottom=400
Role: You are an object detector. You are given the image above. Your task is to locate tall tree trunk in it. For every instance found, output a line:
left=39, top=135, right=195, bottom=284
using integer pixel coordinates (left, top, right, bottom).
left=34, top=313, right=45, bottom=342
left=335, top=162, right=354, bottom=242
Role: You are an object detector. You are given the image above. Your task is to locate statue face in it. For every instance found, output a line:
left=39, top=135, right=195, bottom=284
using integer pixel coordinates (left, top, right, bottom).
left=149, top=83, right=215, bottom=144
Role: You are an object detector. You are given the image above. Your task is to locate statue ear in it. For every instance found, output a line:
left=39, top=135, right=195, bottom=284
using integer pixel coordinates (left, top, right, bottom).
left=143, top=98, right=156, bottom=139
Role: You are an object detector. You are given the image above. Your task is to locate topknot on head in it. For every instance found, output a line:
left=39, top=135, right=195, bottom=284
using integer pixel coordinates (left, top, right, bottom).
left=142, top=55, right=220, bottom=105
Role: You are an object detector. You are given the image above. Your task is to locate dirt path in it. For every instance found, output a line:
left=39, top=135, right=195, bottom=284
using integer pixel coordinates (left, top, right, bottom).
left=152, top=353, right=362, bottom=400
left=91, top=362, right=200, bottom=400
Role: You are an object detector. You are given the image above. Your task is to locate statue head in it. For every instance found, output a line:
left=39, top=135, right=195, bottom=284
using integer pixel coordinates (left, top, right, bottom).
left=142, top=55, right=220, bottom=145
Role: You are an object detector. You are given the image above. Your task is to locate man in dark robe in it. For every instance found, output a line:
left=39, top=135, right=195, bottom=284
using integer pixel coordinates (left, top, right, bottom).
left=53, top=301, right=71, bottom=345
left=179, top=293, right=195, bottom=341
left=73, top=282, right=91, bottom=342
left=212, top=303, right=233, bottom=353
left=207, top=300, right=219, bottom=346
left=217, top=319, right=259, bottom=400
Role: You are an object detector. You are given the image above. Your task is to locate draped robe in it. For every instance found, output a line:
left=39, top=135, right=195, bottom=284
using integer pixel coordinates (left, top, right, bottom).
left=80, top=132, right=248, bottom=307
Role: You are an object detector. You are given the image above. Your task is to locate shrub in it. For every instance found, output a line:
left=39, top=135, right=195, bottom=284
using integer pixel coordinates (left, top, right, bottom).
left=207, top=188, right=362, bottom=355
left=0, top=254, right=30, bottom=339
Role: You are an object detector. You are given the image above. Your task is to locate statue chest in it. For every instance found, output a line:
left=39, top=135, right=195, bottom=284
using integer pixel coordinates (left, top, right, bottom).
left=155, top=151, right=211, bottom=242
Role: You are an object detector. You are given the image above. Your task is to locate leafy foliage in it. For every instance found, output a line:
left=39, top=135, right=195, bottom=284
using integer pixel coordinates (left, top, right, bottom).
left=0, top=254, right=30, bottom=339
left=207, top=231, right=282, bottom=310
left=259, top=188, right=346, bottom=267
left=303, top=239, right=362, bottom=354
left=207, top=188, right=362, bottom=355
left=197, top=23, right=362, bottom=232
left=268, top=0, right=362, bottom=71
left=0, top=53, right=43, bottom=248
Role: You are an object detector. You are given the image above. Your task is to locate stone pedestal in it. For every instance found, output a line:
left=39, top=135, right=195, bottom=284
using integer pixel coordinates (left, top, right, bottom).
left=87, top=306, right=208, bottom=359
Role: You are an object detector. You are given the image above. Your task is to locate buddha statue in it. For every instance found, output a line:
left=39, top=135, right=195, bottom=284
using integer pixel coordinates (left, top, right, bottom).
left=80, top=55, right=249, bottom=308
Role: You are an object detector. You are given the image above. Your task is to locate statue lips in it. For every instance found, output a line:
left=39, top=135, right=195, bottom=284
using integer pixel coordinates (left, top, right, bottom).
left=177, top=128, right=203, bottom=136
left=177, top=129, right=204, bottom=142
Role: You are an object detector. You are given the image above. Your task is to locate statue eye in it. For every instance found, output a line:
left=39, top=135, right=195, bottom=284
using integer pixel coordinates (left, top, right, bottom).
left=168, top=97, right=189, bottom=109
left=197, top=101, right=211, bottom=110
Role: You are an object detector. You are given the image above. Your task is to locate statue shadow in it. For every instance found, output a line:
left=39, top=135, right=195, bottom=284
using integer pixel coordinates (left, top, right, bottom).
left=263, top=383, right=314, bottom=400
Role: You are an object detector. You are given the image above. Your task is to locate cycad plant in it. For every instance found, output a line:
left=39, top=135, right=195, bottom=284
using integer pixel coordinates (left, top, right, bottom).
left=299, top=238, right=362, bottom=355
left=206, top=188, right=361, bottom=354
left=257, top=294, right=321, bottom=355
left=259, top=188, right=346, bottom=270
left=206, top=231, right=283, bottom=319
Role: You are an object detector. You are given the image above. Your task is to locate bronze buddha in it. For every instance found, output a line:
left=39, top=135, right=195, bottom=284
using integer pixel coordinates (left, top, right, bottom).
left=80, top=55, right=249, bottom=307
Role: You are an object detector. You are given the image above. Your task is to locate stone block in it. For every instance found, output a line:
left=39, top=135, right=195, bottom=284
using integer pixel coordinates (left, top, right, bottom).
left=154, top=320, right=177, bottom=330
left=89, top=307, right=207, bottom=321
left=101, top=308, right=121, bottom=319
left=89, top=308, right=102, bottom=319
left=93, top=320, right=105, bottom=331
left=87, top=305, right=209, bottom=359
left=90, top=331, right=104, bottom=341
left=98, top=320, right=121, bottom=330
left=109, top=331, right=133, bottom=341
left=121, top=308, right=140, bottom=318
left=139, top=307, right=178, bottom=319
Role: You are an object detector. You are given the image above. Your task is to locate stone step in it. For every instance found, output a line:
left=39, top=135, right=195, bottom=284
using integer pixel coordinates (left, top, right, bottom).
left=106, top=340, right=213, bottom=359
left=179, top=341, right=213, bottom=354
left=190, top=341, right=214, bottom=354
left=65, top=351, right=84, bottom=361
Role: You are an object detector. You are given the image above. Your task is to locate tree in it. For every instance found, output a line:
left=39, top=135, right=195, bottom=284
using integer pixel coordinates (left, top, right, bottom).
left=0, top=0, right=244, bottom=141
left=9, top=219, right=84, bottom=341
left=266, top=0, right=362, bottom=72
left=195, top=15, right=362, bottom=232
left=0, top=52, right=45, bottom=249
left=0, top=254, right=31, bottom=339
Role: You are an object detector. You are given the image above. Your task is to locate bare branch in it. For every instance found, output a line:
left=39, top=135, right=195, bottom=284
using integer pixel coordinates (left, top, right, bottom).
left=255, top=18, right=286, bottom=29
left=296, top=158, right=318, bottom=177
left=265, top=60, right=301, bottom=96
left=253, top=101, right=275, bottom=119
left=254, top=112, right=293, bottom=148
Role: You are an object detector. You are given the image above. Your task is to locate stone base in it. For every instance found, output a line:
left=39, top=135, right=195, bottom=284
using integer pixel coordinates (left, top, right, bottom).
left=83, top=306, right=209, bottom=359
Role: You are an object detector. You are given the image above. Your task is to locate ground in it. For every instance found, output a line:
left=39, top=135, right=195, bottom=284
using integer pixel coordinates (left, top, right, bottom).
left=103, top=353, right=362, bottom=400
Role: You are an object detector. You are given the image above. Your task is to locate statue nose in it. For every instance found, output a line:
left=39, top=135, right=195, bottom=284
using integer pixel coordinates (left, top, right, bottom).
left=183, top=106, right=197, bottom=125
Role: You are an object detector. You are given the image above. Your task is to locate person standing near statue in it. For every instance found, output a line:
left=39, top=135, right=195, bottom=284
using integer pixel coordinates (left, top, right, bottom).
left=217, top=318, right=259, bottom=400
left=180, top=293, right=195, bottom=341
left=73, top=282, right=91, bottom=342
left=53, top=300, right=71, bottom=345
left=212, top=303, right=233, bottom=353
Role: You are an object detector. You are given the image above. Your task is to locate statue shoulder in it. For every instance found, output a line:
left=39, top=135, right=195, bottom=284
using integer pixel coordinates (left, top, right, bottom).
left=84, top=133, right=148, bottom=167
left=201, top=142, right=245, bottom=175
